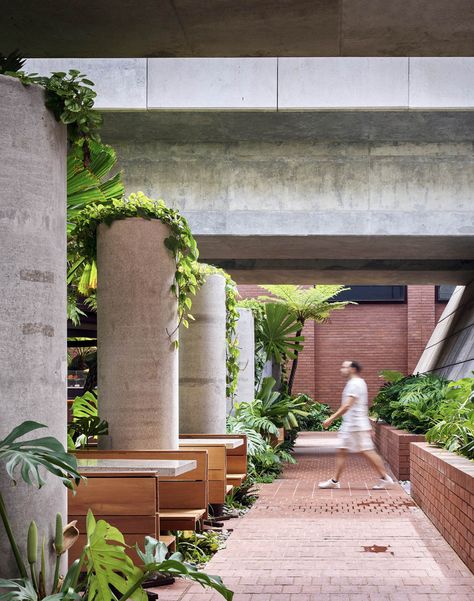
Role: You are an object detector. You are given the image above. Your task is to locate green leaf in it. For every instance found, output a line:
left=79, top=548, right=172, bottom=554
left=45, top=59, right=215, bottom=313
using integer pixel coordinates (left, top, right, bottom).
left=0, top=421, right=82, bottom=489
left=84, top=510, right=147, bottom=601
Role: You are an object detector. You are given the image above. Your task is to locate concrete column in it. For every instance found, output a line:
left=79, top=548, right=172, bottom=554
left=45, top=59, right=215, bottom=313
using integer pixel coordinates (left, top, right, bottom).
left=0, top=76, right=67, bottom=576
left=179, top=274, right=227, bottom=433
left=97, top=218, right=179, bottom=449
left=228, top=308, right=255, bottom=413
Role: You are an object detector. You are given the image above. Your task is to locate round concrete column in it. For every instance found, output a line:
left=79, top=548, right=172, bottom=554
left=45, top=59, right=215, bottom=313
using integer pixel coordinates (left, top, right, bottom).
left=97, top=218, right=179, bottom=449
left=0, top=76, right=67, bottom=576
left=229, top=308, right=255, bottom=413
left=179, top=274, right=227, bottom=434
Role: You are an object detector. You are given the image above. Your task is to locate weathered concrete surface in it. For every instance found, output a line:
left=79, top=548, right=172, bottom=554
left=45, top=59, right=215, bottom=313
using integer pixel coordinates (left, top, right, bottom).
left=9, top=2, right=474, bottom=57
left=97, top=218, right=179, bottom=449
left=26, top=59, right=147, bottom=110
left=179, top=274, right=227, bottom=434
left=415, top=282, right=474, bottom=378
left=110, top=138, right=474, bottom=284
left=229, top=308, right=255, bottom=413
left=0, top=76, right=67, bottom=577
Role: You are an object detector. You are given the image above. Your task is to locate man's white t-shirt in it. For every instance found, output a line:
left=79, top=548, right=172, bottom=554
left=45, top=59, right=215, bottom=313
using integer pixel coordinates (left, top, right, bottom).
left=339, top=377, right=371, bottom=433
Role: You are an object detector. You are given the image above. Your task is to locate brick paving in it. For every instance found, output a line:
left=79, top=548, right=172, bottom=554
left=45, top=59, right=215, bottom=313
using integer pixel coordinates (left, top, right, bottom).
left=155, top=432, right=474, bottom=601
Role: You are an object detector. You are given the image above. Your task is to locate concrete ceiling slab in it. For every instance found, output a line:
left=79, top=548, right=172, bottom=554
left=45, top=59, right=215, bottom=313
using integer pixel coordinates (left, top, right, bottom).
left=3, top=1, right=474, bottom=57
left=101, top=110, right=474, bottom=143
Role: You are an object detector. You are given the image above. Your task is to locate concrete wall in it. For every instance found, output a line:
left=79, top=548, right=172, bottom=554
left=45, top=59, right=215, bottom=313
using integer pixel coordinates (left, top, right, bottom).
left=415, top=282, right=474, bottom=378
left=0, top=76, right=67, bottom=576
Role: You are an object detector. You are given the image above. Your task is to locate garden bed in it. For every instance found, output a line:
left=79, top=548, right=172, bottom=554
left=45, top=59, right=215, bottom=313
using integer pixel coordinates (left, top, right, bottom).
left=371, top=418, right=425, bottom=480
left=411, top=442, right=474, bottom=573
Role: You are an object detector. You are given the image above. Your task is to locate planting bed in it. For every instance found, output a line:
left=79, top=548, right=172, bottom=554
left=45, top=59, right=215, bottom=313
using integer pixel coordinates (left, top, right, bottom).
left=411, top=442, right=474, bottom=572
left=371, top=418, right=425, bottom=480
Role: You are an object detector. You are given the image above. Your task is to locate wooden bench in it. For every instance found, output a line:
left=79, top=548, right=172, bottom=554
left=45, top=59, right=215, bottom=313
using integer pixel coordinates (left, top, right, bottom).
left=179, top=434, right=248, bottom=496
left=179, top=442, right=227, bottom=506
left=74, top=449, right=209, bottom=535
left=68, top=469, right=158, bottom=564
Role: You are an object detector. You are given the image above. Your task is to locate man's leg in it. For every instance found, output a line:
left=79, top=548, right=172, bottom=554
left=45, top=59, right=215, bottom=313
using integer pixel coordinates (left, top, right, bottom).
left=361, top=449, right=387, bottom=478
left=334, top=448, right=348, bottom=481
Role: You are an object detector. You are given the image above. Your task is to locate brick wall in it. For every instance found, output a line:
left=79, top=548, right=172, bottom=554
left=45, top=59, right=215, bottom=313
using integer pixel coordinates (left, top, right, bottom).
left=411, top=443, right=474, bottom=572
left=407, top=286, right=436, bottom=374
left=238, top=285, right=442, bottom=410
left=371, top=419, right=425, bottom=480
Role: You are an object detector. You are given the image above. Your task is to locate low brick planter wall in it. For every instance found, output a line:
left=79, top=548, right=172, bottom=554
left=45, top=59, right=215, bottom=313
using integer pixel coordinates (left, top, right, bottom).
left=411, top=442, right=474, bottom=573
left=371, top=418, right=425, bottom=480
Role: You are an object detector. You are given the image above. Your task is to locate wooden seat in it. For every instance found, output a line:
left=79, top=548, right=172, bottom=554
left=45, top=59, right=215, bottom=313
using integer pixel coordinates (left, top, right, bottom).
left=179, top=434, right=248, bottom=503
left=227, top=473, right=246, bottom=486
left=73, top=449, right=209, bottom=538
left=160, top=508, right=206, bottom=531
left=160, top=534, right=176, bottom=552
left=179, top=443, right=227, bottom=505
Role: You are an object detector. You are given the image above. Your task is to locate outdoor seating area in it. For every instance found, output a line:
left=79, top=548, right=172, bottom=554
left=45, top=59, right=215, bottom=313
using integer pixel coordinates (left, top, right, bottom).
left=1, top=5, right=474, bottom=601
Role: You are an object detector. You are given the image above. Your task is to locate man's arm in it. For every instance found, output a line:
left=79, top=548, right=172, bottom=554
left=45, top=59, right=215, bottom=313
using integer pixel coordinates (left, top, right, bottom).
left=322, top=394, right=357, bottom=429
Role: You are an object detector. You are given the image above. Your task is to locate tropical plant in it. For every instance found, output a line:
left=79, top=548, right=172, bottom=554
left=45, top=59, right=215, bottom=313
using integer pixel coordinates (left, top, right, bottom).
left=258, top=285, right=350, bottom=394
left=371, top=372, right=449, bottom=433
left=0, top=512, right=233, bottom=601
left=0, top=49, right=25, bottom=74
left=426, top=377, right=474, bottom=459
left=225, top=477, right=258, bottom=511
left=175, top=530, right=224, bottom=565
left=297, top=398, right=341, bottom=432
left=8, top=68, right=102, bottom=145
left=67, top=392, right=108, bottom=450
left=0, top=422, right=233, bottom=601
left=0, top=421, right=82, bottom=579
left=72, top=192, right=200, bottom=345
left=234, top=377, right=309, bottom=433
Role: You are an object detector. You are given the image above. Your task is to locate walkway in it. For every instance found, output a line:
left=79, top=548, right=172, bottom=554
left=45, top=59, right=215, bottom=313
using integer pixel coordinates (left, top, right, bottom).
left=158, top=432, right=474, bottom=601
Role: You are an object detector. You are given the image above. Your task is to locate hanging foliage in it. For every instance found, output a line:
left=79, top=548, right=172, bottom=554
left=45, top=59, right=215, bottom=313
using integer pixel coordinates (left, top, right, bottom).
left=73, top=192, right=200, bottom=344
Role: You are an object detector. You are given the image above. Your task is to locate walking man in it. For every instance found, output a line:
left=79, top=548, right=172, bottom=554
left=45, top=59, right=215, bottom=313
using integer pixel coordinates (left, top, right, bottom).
left=318, top=360, right=394, bottom=489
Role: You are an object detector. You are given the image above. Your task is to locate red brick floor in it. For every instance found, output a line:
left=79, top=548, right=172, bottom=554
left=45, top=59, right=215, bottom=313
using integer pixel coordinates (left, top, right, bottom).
left=154, top=432, right=474, bottom=601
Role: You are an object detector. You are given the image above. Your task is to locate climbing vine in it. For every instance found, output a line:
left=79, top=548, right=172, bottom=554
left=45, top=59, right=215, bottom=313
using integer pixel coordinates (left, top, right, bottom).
left=6, top=68, right=102, bottom=149
left=73, top=192, right=200, bottom=343
left=198, top=265, right=240, bottom=398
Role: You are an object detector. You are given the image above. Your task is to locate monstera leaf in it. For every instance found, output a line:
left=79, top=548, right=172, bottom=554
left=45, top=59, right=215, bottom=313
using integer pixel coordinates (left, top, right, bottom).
left=136, top=537, right=233, bottom=601
left=84, top=512, right=147, bottom=601
left=0, top=421, right=81, bottom=490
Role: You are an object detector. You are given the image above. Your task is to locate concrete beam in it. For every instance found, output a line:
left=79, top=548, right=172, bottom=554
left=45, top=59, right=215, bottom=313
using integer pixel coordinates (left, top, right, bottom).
left=25, top=59, right=147, bottom=110
left=278, top=58, right=409, bottom=109
left=25, top=58, right=474, bottom=112
left=147, top=58, right=277, bottom=110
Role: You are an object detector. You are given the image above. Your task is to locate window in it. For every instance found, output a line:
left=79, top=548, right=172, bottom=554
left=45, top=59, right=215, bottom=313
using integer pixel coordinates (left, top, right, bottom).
left=334, top=286, right=406, bottom=303
left=436, top=285, right=456, bottom=302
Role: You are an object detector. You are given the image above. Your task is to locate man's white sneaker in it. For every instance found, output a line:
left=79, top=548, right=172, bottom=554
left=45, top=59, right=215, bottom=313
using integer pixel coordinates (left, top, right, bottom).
left=318, top=478, right=340, bottom=489
left=372, top=474, right=395, bottom=489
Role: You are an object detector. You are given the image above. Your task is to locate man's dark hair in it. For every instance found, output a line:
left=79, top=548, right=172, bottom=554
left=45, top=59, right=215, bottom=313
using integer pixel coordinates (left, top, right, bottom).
left=350, top=361, right=362, bottom=373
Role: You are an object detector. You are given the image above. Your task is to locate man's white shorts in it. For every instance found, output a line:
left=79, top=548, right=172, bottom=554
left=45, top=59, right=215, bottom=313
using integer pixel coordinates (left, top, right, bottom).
left=338, top=430, right=374, bottom=453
